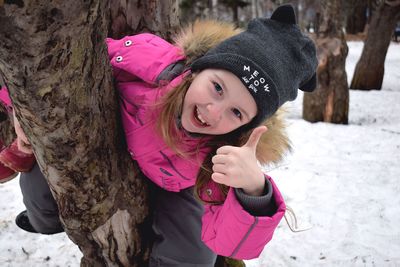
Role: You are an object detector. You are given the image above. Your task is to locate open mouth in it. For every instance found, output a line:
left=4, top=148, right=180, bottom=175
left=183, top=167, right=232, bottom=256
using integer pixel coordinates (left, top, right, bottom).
left=193, top=106, right=210, bottom=127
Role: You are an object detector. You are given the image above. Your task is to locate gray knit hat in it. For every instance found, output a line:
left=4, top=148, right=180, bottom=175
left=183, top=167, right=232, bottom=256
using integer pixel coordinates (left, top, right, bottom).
left=191, top=4, right=318, bottom=128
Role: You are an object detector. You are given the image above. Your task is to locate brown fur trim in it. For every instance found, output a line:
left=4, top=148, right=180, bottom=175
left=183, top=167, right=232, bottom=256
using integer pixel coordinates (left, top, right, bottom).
left=174, top=20, right=242, bottom=65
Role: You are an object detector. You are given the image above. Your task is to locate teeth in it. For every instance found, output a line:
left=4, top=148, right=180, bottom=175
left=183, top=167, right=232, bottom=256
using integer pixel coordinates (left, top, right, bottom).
left=196, top=107, right=209, bottom=126
left=196, top=107, right=206, bottom=123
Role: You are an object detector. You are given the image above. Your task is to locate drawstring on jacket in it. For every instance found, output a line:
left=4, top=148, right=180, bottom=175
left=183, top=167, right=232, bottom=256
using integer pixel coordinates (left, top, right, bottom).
left=284, top=205, right=312, bottom=233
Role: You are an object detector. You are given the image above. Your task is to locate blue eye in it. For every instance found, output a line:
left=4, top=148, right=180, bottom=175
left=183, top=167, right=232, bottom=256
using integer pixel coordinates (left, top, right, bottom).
left=213, top=82, right=223, bottom=95
left=232, top=108, right=242, bottom=120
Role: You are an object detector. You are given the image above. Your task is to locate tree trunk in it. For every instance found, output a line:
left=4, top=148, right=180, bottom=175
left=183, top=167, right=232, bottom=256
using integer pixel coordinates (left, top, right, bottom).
left=232, top=5, right=240, bottom=26
left=209, top=0, right=220, bottom=19
left=213, top=0, right=220, bottom=19
left=350, top=1, right=400, bottom=90
left=346, top=0, right=368, bottom=34
left=109, top=0, right=181, bottom=39
left=303, top=0, right=349, bottom=124
left=315, top=11, right=321, bottom=36
left=0, top=0, right=177, bottom=266
left=0, top=1, right=246, bottom=266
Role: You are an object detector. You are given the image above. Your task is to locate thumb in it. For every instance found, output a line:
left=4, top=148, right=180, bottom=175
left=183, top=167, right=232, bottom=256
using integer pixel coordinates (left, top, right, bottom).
left=243, top=126, right=267, bottom=149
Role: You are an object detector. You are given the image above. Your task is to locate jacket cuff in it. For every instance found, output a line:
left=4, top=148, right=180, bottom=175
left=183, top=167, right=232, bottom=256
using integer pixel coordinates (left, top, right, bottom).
left=234, top=177, right=277, bottom=217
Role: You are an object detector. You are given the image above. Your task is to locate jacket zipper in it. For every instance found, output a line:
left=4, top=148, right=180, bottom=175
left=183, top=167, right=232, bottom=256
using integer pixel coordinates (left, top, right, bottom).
left=230, top=217, right=259, bottom=258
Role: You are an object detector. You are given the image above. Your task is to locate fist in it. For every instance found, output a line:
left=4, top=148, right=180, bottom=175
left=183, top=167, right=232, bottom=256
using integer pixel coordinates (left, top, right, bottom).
left=211, top=126, right=267, bottom=196
left=13, top=111, right=33, bottom=154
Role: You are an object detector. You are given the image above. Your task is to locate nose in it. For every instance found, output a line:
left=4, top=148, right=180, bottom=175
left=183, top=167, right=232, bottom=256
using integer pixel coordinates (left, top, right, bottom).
left=206, top=103, right=223, bottom=123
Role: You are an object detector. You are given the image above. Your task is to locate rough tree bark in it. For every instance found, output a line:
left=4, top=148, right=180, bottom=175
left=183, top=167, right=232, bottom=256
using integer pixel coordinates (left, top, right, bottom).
left=109, top=0, right=181, bottom=39
left=0, top=0, right=176, bottom=266
left=303, top=0, right=349, bottom=123
left=0, top=0, right=244, bottom=266
left=350, top=0, right=400, bottom=90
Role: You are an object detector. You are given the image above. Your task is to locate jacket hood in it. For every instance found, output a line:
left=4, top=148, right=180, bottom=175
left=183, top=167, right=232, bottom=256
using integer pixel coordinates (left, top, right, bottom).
left=174, top=20, right=291, bottom=164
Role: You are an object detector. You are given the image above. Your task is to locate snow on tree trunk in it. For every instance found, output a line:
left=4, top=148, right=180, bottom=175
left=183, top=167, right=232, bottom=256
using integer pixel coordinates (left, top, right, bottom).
left=303, top=0, right=349, bottom=124
left=350, top=1, right=400, bottom=90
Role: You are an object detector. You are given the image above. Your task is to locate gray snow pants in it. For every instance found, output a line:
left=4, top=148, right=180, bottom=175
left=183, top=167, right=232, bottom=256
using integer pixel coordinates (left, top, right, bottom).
left=19, top=163, right=217, bottom=266
left=149, top=185, right=217, bottom=267
left=19, top=163, right=64, bottom=234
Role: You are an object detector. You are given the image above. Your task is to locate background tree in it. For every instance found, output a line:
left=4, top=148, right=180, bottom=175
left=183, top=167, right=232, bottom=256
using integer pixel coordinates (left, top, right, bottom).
left=180, top=0, right=212, bottom=22
left=250, top=0, right=263, bottom=18
left=303, top=0, right=349, bottom=123
left=350, top=0, right=400, bottom=90
left=220, top=0, right=251, bottom=26
left=180, top=0, right=251, bottom=25
left=210, top=0, right=220, bottom=18
left=345, top=0, right=368, bottom=34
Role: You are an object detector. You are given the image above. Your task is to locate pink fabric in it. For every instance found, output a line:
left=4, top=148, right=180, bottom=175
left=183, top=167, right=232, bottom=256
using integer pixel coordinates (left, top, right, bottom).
left=108, top=33, right=286, bottom=259
left=0, top=86, right=13, bottom=112
left=107, top=33, right=185, bottom=84
left=107, top=33, right=209, bottom=192
left=202, top=176, right=286, bottom=259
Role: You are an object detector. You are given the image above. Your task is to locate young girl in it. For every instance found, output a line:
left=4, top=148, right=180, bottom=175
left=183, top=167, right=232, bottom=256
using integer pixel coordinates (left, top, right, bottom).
left=2, top=4, right=317, bottom=266
left=107, top=4, right=317, bottom=265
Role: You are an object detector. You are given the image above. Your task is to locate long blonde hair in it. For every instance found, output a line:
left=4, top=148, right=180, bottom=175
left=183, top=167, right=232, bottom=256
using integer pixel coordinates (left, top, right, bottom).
left=156, top=75, right=193, bottom=156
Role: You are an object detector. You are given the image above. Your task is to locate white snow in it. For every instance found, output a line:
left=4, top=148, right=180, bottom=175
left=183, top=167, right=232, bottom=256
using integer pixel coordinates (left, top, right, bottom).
left=1, top=41, right=399, bottom=267
left=246, top=41, right=400, bottom=267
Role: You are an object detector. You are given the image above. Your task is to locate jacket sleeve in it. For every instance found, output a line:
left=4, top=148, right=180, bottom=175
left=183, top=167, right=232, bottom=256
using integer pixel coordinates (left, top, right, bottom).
left=106, top=33, right=186, bottom=84
left=201, top=176, right=286, bottom=260
left=234, top=178, right=277, bottom=217
left=0, top=86, right=13, bottom=112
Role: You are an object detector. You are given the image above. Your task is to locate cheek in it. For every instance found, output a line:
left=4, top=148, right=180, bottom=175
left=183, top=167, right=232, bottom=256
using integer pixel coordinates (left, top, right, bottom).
left=217, top=118, right=238, bottom=133
left=181, top=94, right=194, bottom=122
left=183, top=84, right=196, bottom=106
left=182, top=97, right=194, bottom=119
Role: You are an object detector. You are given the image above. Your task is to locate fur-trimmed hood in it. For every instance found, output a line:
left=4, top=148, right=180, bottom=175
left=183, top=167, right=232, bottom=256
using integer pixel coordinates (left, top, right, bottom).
left=174, top=20, right=291, bottom=164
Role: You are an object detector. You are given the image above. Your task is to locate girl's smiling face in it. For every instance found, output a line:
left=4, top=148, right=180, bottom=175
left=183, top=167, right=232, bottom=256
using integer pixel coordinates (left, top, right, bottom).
left=181, top=69, right=257, bottom=135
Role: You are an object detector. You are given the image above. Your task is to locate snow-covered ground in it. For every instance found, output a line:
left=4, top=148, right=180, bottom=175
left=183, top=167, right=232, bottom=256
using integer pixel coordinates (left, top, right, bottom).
left=1, top=41, right=399, bottom=267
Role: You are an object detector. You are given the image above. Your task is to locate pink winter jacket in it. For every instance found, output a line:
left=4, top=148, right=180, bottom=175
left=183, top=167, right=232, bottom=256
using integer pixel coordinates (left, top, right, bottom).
left=107, top=33, right=286, bottom=259
left=0, top=86, right=12, bottom=113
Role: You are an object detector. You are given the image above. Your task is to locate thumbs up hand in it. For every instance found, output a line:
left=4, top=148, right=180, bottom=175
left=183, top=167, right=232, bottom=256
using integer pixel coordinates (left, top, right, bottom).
left=211, top=126, right=267, bottom=196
